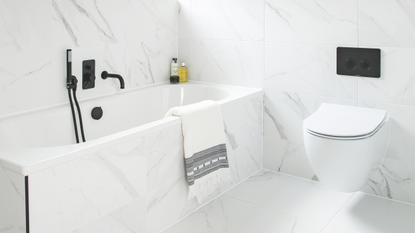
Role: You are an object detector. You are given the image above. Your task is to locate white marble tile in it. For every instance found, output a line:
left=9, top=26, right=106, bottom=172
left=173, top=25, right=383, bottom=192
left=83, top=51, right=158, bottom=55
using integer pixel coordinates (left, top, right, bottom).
left=225, top=170, right=354, bottom=224
left=70, top=196, right=146, bottom=233
left=359, top=0, right=415, bottom=48
left=52, top=0, right=131, bottom=49
left=265, top=0, right=357, bottom=45
left=362, top=158, right=415, bottom=205
left=265, top=42, right=358, bottom=99
left=320, top=226, right=354, bottom=233
left=163, top=195, right=325, bottom=233
left=178, top=0, right=192, bottom=39
left=326, top=192, right=415, bottom=233
left=0, top=50, right=52, bottom=116
left=0, top=0, right=50, bottom=55
left=132, top=0, right=178, bottom=43
left=232, top=138, right=262, bottom=182
left=191, top=0, right=264, bottom=41
left=146, top=176, right=200, bottom=233
left=358, top=47, right=415, bottom=106
left=222, top=95, right=263, bottom=150
left=29, top=137, right=146, bottom=233
left=190, top=39, right=264, bottom=88
left=146, top=124, right=185, bottom=192
left=130, top=39, right=177, bottom=86
left=0, top=168, right=26, bottom=233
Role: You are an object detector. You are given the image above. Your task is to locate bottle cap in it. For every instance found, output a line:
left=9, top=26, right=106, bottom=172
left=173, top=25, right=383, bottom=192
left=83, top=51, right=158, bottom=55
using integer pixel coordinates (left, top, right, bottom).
left=170, top=75, right=179, bottom=84
left=182, top=62, right=186, bottom=66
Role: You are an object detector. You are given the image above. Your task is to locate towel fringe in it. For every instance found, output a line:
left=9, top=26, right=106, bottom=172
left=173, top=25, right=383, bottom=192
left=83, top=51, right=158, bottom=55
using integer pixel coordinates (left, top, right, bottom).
left=188, top=168, right=231, bottom=203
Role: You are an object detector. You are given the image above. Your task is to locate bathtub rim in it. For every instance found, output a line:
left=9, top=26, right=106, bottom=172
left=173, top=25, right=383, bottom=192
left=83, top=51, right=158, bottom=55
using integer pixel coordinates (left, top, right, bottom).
left=0, top=81, right=263, bottom=175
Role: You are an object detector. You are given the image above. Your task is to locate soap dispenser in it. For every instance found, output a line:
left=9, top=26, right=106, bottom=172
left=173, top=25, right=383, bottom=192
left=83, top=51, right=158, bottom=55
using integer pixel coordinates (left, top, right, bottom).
left=179, top=62, right=188, bottom=83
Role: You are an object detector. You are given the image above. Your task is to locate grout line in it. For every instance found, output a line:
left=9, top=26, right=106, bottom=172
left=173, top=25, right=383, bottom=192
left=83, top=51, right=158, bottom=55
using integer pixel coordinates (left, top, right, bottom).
left=319, top=192, right=356, bottom=233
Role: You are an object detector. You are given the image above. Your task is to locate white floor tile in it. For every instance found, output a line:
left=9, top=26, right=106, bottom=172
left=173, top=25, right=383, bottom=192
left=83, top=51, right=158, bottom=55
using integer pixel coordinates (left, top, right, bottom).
left=325, top=192, right=415, bottom=233
left=163, top=195, right=325, bottom=233
left=224, top=170, right=354, bottom=224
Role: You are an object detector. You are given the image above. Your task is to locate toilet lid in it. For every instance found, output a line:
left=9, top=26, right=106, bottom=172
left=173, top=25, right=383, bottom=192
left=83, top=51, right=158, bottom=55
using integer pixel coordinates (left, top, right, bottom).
left=303, top=103, right=387, bottom=137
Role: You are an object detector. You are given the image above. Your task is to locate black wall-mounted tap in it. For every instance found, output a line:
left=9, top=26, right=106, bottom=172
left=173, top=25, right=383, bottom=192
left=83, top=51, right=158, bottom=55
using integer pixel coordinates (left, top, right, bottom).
left=101, top=71, right=125, bottom=89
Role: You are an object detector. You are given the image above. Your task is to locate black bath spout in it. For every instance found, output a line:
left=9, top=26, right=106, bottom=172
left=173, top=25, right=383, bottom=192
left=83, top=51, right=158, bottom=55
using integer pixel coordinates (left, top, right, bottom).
left=101, top=71, right=125, bottom=89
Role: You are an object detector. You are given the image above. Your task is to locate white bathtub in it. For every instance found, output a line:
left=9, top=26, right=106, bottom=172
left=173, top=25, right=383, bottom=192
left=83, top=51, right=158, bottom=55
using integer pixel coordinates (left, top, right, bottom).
left=0, top=81, right=262, bottom=175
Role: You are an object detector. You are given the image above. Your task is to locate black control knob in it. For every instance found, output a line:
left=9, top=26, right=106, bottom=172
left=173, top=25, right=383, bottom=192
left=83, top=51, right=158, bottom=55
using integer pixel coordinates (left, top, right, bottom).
left=91, top=107, right=103, bottom=120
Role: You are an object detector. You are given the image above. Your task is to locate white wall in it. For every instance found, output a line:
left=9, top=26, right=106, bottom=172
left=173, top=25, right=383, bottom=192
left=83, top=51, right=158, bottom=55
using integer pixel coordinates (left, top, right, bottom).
left=179, top=0, right=415, bottom=205
left=0, top=0, right=178, bottom=117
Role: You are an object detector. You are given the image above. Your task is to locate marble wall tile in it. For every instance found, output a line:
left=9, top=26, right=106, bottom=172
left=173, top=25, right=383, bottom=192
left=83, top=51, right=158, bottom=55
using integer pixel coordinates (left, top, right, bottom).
left=265, top=42, right=358, bottom=99
left=178, top=0, right=192, bottom=39
left=189, top=39, right=264, bottom=88
left=191, top=0, right=264, bottom=41
left=146, top=124, right=185, bottom=193
left=0, top=50, right=52, bottom=116
left=70, top=196, right=146, bottom=233
left=358, top=47, right=415, bottom=106
left=132, top=0, right=178, bottom=43
left=358, top=101, right=415, bottom=204
left=0, top=0, right=50, bottom=55
left=359, top=0, right=415, bottom=48
left=265, top=0, right=358, bottom=45
left=52, top=0, right=131, bottom=49
left=0, top=168, right=26, bottom=233
left=29, top=138, right=146, bottom=233
left=130, top=39, right=176, bottom=86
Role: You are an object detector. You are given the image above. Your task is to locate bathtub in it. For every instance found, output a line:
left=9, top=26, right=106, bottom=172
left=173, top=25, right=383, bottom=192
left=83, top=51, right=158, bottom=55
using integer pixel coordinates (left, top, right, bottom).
left=0, top=81, right=262, bottom=175
left=0, top=81, right=263, bottom=233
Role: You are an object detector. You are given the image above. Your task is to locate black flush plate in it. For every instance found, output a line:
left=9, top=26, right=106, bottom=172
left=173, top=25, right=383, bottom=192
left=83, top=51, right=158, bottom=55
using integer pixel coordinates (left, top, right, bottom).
left=82, top=60, right=96, bottom=89
left=337, top=47, right=381, bottom=78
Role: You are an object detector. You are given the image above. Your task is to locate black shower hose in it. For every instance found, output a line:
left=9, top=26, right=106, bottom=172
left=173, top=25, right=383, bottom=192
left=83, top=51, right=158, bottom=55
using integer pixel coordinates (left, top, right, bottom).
left=68, top=88, right=86, bottom=143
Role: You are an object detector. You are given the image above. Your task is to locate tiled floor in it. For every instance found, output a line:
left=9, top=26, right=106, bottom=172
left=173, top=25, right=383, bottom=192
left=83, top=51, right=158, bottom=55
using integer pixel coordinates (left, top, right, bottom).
left=163, top=170, right=415, bottom=233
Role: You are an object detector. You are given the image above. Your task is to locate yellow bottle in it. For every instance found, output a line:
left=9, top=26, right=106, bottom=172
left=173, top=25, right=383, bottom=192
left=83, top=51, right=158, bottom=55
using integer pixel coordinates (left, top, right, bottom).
left=179, top=62, right=188, bottom=83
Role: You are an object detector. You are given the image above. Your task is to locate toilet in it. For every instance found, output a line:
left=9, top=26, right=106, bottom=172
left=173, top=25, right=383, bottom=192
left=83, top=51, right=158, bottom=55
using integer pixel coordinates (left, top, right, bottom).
left=303, top=103, right=391, bottom=192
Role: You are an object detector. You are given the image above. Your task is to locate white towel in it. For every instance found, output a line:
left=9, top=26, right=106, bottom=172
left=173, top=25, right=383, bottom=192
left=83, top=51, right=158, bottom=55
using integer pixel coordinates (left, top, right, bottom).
left=165, top=100, right=230, bottom=202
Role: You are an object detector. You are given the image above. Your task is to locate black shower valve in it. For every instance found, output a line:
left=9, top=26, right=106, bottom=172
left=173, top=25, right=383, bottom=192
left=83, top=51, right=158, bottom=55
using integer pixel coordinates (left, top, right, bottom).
left=82, top=60, right=96, bottom=89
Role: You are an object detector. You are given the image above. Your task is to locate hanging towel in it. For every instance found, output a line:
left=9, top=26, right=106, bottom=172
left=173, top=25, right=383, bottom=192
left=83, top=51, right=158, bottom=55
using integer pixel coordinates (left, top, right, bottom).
left=165, top=100, right=230, bottom=202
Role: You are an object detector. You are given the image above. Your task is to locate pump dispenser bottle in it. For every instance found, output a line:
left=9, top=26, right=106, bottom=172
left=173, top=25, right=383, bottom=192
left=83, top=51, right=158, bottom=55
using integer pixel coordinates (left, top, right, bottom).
left=170, top=58, right=179, bottom=84
left=179, top=62, right=188, bottom=83
left=170, top=58, right=178, bottom=76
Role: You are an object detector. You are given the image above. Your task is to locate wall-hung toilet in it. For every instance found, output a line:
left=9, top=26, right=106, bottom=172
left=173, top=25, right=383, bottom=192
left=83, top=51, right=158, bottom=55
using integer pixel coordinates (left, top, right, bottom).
left=303, top=103, right=391, bottom=192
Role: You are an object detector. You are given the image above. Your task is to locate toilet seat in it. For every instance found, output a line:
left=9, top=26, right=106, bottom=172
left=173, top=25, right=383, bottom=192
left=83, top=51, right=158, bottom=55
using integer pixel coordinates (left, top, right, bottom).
left=304, top=103, right=387, bottom=140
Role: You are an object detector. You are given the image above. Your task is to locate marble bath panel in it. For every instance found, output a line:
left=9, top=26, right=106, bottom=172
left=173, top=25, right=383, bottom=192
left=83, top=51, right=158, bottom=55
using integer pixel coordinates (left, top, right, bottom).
left=190, top=39, right=264, bottom=88
left=29, top=138, right=147, bottom=233
left=146, top=124, right=185, bottom=193
left=70, top=196, right=147, bottom=233
left=358, top=47, right=415, bottom=106
left=265, top=0, right=358, bottom=45
left=191, top=0, right=264, bottom=41
left=132, top=0, right=178, bottom=43
left=0, top=0, right=50, bottom=55
left=0, top=50, right=52, bottom=116
left=265, top=43, right=358, bottom=99
left=52, top=0, right=131, bottom=49
left=0, top=168, right=26, bottom=233
left=222, top=95, right=263, bottom=150
left=146, top=175, right=200, bottom=233
left=359, top=0, right=415, bottom=48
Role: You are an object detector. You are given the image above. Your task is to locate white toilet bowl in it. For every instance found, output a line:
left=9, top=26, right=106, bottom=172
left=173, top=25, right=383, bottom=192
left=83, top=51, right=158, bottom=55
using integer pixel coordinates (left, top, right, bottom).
left=303, top=103, right=390, bottom=192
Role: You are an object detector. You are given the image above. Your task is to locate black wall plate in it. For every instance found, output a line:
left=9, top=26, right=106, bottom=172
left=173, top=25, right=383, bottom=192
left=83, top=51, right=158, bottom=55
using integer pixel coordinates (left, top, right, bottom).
left=82, top=60, right=96, bottom=89
left=337, top=47, right=381, bottom=78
